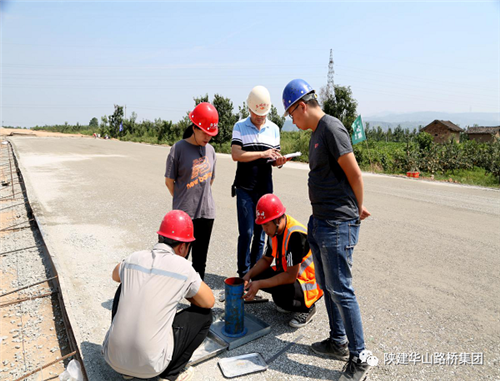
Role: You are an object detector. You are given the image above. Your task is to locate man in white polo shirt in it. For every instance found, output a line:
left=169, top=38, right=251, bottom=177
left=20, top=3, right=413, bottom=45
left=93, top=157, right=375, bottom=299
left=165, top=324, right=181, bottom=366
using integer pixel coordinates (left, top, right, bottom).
left=231, top=85, right=287, bottom=280
left=103, top=210, right=215, bottom=381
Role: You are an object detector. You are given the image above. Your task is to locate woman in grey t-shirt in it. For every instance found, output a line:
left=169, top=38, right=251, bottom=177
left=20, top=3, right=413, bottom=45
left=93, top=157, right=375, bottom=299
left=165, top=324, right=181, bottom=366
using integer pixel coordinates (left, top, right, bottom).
left=165, top=103, right=219, bottom=280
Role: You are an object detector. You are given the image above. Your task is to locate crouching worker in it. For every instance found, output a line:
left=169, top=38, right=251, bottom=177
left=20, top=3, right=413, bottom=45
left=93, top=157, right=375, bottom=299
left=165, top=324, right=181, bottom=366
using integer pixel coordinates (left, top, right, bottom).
left=243, top=194, right=323, bottom=328
left=103, top=210, right=214, bottom=381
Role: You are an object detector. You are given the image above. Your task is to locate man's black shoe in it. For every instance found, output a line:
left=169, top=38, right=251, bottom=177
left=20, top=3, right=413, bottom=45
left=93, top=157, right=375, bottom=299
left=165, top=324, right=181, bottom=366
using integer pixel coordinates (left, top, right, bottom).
left=289, top=304, right=316, bottom=328
left=339, top=354, right=370, bottom=381
left=310, top=338, right=349, bottom=361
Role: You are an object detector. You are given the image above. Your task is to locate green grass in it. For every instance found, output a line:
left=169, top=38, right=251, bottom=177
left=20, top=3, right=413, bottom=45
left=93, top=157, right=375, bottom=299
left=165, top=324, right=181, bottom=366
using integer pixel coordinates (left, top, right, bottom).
left=280, top=131, right=311, bottom=162
left=357, top=164, right=499, bottom=188
left=420, top=168, right=499, bottom=188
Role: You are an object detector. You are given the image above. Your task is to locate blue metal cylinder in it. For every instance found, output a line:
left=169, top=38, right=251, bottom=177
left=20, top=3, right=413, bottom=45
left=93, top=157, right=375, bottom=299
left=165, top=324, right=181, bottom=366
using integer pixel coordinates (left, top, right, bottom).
left=222, top=277, right=247, bottom=338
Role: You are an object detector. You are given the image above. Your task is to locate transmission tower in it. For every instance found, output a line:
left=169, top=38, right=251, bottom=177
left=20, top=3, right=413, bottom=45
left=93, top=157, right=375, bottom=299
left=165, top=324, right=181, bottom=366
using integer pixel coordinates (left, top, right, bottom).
left=326, top=49, right=336, bottom=101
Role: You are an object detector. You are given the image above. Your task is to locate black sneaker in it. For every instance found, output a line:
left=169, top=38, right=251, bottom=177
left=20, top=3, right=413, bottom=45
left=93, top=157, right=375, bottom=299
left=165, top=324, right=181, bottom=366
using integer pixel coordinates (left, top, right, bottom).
left=311, top=338, right=349, bottom=361
left=289, top=305, right=316, bottom=328
left=339, top=355, right=370, bottom=381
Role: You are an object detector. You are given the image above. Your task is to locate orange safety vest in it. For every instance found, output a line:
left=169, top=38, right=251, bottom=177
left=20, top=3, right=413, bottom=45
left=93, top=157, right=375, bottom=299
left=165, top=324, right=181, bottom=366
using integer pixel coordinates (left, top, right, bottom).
left=271, top=215, right=323, bottom=308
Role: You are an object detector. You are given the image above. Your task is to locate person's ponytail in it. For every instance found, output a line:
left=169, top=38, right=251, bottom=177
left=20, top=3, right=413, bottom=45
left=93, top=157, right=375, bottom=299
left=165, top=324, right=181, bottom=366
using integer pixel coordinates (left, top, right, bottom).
left=182, top=124, right=195, bottom=139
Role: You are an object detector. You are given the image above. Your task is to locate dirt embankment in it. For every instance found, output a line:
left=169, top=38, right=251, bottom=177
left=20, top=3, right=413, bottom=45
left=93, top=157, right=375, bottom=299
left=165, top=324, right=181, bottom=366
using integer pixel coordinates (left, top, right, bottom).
left=0, top=128, right=89, bottom=139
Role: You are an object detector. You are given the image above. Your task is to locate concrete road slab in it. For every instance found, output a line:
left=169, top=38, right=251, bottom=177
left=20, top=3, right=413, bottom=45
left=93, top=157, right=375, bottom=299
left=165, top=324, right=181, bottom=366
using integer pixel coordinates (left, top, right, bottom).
left=9, top=136, right=500, bottom=380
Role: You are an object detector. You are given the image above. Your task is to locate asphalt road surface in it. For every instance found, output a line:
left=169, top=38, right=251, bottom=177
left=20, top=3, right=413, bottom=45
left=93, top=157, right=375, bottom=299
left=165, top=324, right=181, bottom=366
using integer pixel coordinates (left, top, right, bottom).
left=9, top=136, right=500, bottom=381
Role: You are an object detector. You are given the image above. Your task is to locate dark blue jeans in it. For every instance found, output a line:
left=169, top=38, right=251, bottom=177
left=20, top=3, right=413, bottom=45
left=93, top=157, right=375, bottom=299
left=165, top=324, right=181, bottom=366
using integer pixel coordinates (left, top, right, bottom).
left=308, top=216, right=365, bottom=357
left=236, top=188, right=266, bottom=277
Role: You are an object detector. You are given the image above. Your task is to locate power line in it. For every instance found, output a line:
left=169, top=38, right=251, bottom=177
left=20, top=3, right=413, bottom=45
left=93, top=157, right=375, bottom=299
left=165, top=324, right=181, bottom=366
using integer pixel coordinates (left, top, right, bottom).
left=1, top=63, right=327, bottom=70
left=3, top=42, right=493, bottom=73
left=3, top=63, right=497, bottom=93
left=3, top=79, right=496, bottom=102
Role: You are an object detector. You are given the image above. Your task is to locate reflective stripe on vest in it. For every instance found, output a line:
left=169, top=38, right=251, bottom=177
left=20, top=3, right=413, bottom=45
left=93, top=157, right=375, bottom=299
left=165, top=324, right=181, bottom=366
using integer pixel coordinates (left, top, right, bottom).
left=298, top=254, right=313, bottom=277
left=301, top=282, right=319, bottom=292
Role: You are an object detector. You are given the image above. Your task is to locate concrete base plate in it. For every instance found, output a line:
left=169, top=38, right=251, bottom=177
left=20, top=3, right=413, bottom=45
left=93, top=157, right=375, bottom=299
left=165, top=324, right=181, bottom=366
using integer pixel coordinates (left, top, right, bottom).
left=189, top=333, right=228, bottom=366
left=210, top=313, right=271, bottom=350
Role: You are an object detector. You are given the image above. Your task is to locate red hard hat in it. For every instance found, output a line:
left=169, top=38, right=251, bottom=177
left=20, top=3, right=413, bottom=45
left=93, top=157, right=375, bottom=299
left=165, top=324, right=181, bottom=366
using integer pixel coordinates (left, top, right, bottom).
left=157, top=210, right=195, bottom=242
left=189, top=102, right=219, bottom=136
left=255, top=194, right=286, bottom=225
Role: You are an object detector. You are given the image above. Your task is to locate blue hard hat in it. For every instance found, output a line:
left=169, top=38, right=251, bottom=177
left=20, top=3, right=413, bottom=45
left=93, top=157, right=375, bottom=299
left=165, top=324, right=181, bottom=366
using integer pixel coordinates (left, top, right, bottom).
left=282, top=79, right=315, bottom=116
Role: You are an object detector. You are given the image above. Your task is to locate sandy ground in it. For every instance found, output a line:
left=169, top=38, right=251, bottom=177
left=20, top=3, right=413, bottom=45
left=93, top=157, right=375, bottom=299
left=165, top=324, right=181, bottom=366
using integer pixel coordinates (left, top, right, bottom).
left=1, top=128, right=89, bottom=139
left=3, top=134, right=500, bottom=381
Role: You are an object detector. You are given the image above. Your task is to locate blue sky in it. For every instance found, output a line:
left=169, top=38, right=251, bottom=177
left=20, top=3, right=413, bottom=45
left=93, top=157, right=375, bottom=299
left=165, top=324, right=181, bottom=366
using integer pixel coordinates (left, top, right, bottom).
left=1, top=0, right=499, bottom=127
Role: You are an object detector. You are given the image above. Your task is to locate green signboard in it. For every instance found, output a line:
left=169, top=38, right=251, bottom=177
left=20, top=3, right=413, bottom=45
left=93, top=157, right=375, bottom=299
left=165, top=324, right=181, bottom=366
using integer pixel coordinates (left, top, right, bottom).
left=351, top=115, right=366, bottom=145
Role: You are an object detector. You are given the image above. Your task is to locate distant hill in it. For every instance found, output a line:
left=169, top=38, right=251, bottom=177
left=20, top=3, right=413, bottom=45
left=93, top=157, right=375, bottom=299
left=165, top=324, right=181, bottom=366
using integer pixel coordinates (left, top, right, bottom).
left=365, top=112, right=500, bottom=131
left=281, top=112, right=500, bottom=132
left=282, top=119, right=299, bottom=132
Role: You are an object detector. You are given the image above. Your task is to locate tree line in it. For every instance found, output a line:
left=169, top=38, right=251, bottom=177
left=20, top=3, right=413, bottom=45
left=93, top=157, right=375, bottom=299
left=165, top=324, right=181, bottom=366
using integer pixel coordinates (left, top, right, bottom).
left=29, top=84, right=499, bottom=186
left=33, top=94, right=285, bottom=149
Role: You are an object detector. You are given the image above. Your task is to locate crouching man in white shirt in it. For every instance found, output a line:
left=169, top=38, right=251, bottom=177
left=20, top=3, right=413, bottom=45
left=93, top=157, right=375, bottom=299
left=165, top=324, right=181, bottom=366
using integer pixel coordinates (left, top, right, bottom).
left=103, top=210, right=215, bottom=381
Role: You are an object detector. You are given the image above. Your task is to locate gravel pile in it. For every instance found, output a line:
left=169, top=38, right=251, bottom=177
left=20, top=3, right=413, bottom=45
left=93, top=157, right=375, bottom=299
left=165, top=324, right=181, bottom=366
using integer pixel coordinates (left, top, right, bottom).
left=1, top=141, right=73, bottom=380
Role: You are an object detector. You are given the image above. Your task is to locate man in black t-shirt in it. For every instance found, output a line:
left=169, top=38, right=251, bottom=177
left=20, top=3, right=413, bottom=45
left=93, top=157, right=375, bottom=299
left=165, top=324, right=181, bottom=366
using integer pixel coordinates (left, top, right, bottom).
left=282, top=79, right=372, bottom=381
left=242, top=194, right=323, bottom=328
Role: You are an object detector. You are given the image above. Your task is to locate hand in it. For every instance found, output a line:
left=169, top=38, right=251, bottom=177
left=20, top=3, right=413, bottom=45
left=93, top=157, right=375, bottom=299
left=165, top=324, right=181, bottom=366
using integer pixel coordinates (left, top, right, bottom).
left=262, top=149, right=280, bottom=161
left=359, top=205, right=371, bottom=220
left=242, top=273, right=251, bottom=286
left=274, top=154, right=287, bottom=167
left=243, top=280, right=260, bottom=301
